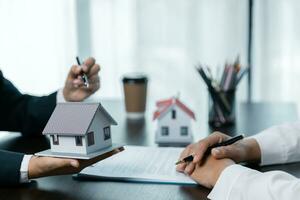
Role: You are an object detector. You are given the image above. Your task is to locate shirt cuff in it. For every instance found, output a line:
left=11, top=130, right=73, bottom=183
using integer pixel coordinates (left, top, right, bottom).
left=251, top=127, right=286, bottom=166
left=56, top=88, right=66, bottom=103
left=20, top=154, right=33, bottom=183
left=208, top=164, right=249, bottom=200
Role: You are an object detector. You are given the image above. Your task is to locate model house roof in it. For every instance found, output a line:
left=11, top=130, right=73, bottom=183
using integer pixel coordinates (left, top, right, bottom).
left=43, top=103, right=117, bottom=136
left=153, top=97, right=195, bottom=120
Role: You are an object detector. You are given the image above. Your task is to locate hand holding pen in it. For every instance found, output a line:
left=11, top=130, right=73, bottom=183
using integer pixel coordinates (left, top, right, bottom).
left=176, top=132, right=261, bottom=175
left=176, top=134, right=243, bottom=165
left=62, top=57, right=101, bottom=102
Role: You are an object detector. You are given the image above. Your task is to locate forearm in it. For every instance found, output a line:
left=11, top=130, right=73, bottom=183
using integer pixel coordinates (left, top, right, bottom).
left=19, top=92, right=57, bottom=136
left=0, top=75, right=57, bottom=135
left=209, top=164, right=300, bottom=200
left=3, top=92, right=57, bottom=136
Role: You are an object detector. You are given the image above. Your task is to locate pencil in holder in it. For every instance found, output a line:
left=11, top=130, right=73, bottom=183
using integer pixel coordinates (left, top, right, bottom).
left=208, top=89, right=236, bottom=127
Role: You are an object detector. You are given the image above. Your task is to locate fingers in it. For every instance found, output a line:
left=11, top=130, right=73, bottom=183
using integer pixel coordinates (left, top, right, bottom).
left=73, top=74, right=100, bottom=88
left=192, top=143, right=209, bottom=163
left=29, top=147, right=124, bottom=179
left=47, top=147, right=121, bottom=173
left=193, top=132, right=229, bottom=164
left=176, top=163, right=187, bottom=172
left=29, top=157, right=81, bottom=178
left=69, top=160, right=80, bottom=168
left=177, top=132, right=230, bottom=174
left=68, top=65, right=82, bottom=79
left=81, top=57, right=99, bottom=76
left=83, top=63, right=100, bottom=77
left=97, top=147, right=123, bottom=161
left=68, top=57, right=100, bottom=80
left=211, top=145, right=240, bottom=161
left=72, top=61, right=100, bottom=89
left=71, top=74, right=100, bottom=94
left=212, top=147, right=224, bottom=158
left=49, top=157, right=79, bottom=169
left=83, top=57, right=96, bottom=70
left=176, top=144, right=193, bottom=172
left=79, top=147, right=124, bottom=168
left=184, top=162, right=195, bottom=175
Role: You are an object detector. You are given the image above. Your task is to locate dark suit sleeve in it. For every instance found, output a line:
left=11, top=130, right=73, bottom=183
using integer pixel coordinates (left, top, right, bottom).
left=0, top=72, right=57, bottom=185
left=0, top=150, right=24, bottom=186
left=0, top=73, right=57, bottom=136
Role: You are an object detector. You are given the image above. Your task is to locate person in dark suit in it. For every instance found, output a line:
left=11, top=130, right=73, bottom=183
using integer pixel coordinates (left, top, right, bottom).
left=0, top=57, right=120, bottom=185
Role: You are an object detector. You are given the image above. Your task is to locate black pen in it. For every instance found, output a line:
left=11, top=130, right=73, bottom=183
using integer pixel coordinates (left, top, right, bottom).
left=175, top=134, right=244, bottom=165
left=76, top=56, right=89, bottom=88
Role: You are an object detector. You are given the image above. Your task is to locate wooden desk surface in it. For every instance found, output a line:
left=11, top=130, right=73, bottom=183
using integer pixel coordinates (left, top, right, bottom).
left=0, top=100, right=298, bottom=200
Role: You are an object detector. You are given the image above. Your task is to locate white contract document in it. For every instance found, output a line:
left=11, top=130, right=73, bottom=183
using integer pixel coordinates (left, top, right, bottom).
left=77, top=145, right=197, bottom=185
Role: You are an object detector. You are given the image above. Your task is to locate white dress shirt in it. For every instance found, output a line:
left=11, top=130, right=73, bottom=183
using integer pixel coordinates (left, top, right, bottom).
left=19, top=89, right=65, bottom=183
left=208, top=121, right=300, bottom=200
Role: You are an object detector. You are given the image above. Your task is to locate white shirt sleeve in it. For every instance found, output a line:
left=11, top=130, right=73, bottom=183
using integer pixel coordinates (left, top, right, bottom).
left=208, top=121, right=300, bottom=199
left=208, top=164, right=300, bottom=200
left=20, top=154, right=33, bottom=183
left=252, top=121, right=300, bottom=165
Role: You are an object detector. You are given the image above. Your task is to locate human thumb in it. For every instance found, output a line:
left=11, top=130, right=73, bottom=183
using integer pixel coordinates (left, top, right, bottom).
left=211, top=146, right=235, bottom=160
left=70, top=160, right=80, bottom=168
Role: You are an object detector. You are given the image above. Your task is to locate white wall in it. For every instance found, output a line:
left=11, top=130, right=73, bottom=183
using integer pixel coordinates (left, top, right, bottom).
left=0, top=0, right=77, bottom=95
left=253, top=0, right=300, bottom=104
left=2, top=0, right=300, bottom=115
left=90, top=0, right=248, bottom=116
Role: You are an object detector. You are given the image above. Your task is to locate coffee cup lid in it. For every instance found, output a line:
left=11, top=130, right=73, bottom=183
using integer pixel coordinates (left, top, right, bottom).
left=122, top=73, right=148, bottom=84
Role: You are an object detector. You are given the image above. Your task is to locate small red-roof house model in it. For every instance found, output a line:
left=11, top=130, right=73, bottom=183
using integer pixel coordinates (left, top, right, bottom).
left=153, top=97, right=195, bottom=145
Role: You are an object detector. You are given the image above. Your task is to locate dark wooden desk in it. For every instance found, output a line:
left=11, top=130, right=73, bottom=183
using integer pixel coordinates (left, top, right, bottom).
left=0, top=100, right=298, bottom=200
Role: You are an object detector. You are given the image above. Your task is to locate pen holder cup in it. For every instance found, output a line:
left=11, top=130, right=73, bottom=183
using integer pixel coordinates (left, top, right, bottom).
left=208, top=89, right=236, bottom=127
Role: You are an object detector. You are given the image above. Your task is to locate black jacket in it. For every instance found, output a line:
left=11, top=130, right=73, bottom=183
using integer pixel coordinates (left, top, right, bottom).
left=0, top=70, right=56, bottom=185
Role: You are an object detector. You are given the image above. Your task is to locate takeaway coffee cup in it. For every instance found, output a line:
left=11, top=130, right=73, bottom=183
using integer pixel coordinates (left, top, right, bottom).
left=122, top=74, right=148, bottom=119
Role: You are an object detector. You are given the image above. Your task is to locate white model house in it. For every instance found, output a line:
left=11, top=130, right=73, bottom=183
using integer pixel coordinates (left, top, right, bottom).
left=153, top=97, right=195, bottom=145
left=42, top=102, right=117, bottom=155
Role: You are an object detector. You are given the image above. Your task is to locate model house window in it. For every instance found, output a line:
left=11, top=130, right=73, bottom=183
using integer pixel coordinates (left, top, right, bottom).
left=103, top=127, right=111, bottom=140
left=87, top=132, right=95, bottom=146
left=52, top=134, right=59, bottom=145
left=172, top=110, right=176, bottom=119
left=75, top=136, right=83, bottom=146
left=180, top=126, right=188, bottom=136
left=161, top=126, right=169, bottom=136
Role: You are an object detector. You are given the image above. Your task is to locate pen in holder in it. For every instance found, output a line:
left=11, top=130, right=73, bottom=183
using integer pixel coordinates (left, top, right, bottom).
left=195, top=56, right=248, bottom=128
left=208, top=89, right=236, bottom=127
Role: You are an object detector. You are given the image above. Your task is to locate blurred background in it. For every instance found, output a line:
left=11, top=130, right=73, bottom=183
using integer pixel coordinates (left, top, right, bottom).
left=1, top=0, right=300, bottom=116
